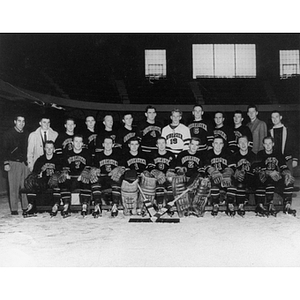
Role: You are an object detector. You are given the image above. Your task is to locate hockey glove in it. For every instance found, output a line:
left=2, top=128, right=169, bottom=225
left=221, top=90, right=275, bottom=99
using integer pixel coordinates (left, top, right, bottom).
left=282, top=169, right=295, bottom=186
left=221, top=167, right=234, bottom=187
left=109, top=166, right=125, bottom=182
left=48, top=171, right=60, bottom=188
left=150, top=169, right=166, bottom=184
left=234, top=169, right=245, bottom=182
left=266, top=170, right=281, bottom=182
left=90, top=167, right=100, bottom=184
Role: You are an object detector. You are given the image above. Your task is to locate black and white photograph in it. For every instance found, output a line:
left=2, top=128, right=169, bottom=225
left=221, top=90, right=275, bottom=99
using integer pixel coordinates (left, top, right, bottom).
left=0, top=2, right=299, bottom=300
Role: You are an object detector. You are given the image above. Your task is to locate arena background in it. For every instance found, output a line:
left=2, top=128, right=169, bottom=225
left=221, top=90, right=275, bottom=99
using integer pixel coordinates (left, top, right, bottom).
left=0, top=33, right=299, bottom=194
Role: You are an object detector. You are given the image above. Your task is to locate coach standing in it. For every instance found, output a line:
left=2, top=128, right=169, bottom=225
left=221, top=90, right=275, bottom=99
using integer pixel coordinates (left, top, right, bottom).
left=3, top=114, right=30, bottom=215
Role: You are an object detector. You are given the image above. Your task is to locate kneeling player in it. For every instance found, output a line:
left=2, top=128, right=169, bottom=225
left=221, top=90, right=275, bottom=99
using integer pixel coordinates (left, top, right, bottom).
left=204, top=136, right=236, bottom=216
left=23, top=141, right=61, bottom=217
left=254, top=136, right=296, bottom=216
left=58, top=135, right=94, bottom=217
left=231, top=135, right=256, bottom=216
left=93, top=137, right=123, bottom=217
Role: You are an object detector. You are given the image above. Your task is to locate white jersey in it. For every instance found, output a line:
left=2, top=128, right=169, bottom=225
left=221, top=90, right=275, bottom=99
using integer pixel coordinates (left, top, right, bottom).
left=161, top=123, right=191, bottom=156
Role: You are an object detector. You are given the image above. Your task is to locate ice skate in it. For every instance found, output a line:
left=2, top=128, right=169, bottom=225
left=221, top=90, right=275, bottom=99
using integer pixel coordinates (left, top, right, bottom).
left=81, top=203, right=88, bottom=217
left=225, top=203, right=235, bottom=217
left=268, top=202, right=278, bottom=217
left=50, top=204, right=59, bottom=217
left=237, top=203, right=245, bottom=217
left=92, top=204, right=102, bottom=218
left=111, top=204, right=119, bottom=217
left=211, top=204, right=219, bottom=217
left=255, top=203, right=269, bottom=217
left=22, top=204, right=36, bottom=218
left=283, top=203, right=296, bottom=217
left=61, top=203, right=70, bottom=218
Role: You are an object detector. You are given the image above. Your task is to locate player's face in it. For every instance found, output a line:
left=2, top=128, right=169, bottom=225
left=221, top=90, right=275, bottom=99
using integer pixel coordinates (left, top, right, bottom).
left=189, top=140, right=199, bottom=154
left=103, top=138, right=113, bottom=151
left=192, top=106, right=203, bottom=120
left=233, top=114, right=243, bottom=125
left=170, top=112, right=181, bottom=126
left=145, top=109, right=156, bottom=122
left=238, top=137, right=249, bottom=152
left=44, top=143, right=55, bottom=156
left=129, top=141, right=139, bottom=153
left=103, top=116, right=113, bottom=129
left=247, top=108, right=258, bottom=121
left=123, top=114, right=133, bottom=127
left=73, top=137, right=83, bottom=151
left=214, top=113, right=224, bottom=126
left=86, top=117, right=96, bottom=130
left=65, top=120, right=76, bottom=133
left=263, top=138, right=274, bottom=154
left=14, top=117, right=25, bottom=131
left=271, top=113, right=282, bottom=126
left=157, top=139, right=166, bottom=152
left=212, top=138, right=224, bottom=153
left=39, top=118, right=50, bottom=131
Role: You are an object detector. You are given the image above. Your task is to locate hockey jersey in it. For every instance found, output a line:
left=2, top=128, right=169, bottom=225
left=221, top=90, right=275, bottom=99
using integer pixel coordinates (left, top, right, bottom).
left=233, top=125, right=253, bottom=152
left=94, top=149, right=121, bottom=175
left=33, top=154, right=61, bottom=178
left=55, top=132, right=74, bottom=157
left=204, top=148, right=235, bottom=172
left=138, top=120, right=162, bottom=153
left=150, top=150, right=176, bottom=173
left=175, top=150, right=204, bottom=177
left=213, top=125, right=236, bottom=153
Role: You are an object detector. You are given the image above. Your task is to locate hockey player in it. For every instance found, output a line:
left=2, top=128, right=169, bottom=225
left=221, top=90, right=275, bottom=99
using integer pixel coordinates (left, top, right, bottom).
left=270, top=110, right=298, bottom=173
left=231, top=135, right=256, bottom=216
left=59, top=134, right=94, bottom=217
left=138, top=105, right=162, bottom=154
left=95, top=115, right=120, bottom=153
left=161, top=108, right=191, bottom=156
left=93, top=137, right=123, bottom=217
left=232, top=110, right=253, bottom=153
left=204, top=136, right=236, bottom=216
left=188, top=104, right=214, bottom=152
left=116, top=112, right=140, bottom=154
left=55, top=118, right=76, bottom=160
left=82, top=115, right=98, bottom=157
left=254, top=136, right=296, bottom=216
left=213, top=111, right=236, bottom=153
left=23, top=141, right=61, bottom=217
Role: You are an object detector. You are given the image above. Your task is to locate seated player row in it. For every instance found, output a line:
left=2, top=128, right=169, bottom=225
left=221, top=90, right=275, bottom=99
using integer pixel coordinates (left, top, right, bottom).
left=22, top=132, right=296, bottom=218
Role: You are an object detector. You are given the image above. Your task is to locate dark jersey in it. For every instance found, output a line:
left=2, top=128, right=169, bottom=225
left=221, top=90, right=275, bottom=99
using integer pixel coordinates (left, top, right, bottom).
left=138, top=120, right=162, bottom=153
left=231, top=150, right=256, bottom=174
left=233, top=125, right=253, bottom=152
left=62, top=149, right=93, bottom=176
left=256, top=150, right=288, bottom=173
left=175, top=150, right=204, bottom=177
left=150, top=150, right=176, bottom=173
left=33, top=154, right=61, bottom=178
left=95, top=128, right=119, bottom=153
left=120, top=150, right=151, bottom=174
left=204, top=148, right=235, bottom=172
left=213, top=125, right=236, bottom=153
left=94, top=149, right=121, bottom=175
left=116, top=126, right=140, bottom=152
left=55, top=132, right=74, bottom=157
left=188, top=120, right=214, bottom=152
left=82, top=128, right=98, bottom=155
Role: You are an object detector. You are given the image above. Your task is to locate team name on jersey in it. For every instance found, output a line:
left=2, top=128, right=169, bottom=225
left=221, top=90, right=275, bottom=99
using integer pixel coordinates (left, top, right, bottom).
left=142, top=126, right=161, bottom=136
left=214, top=130, right=227, bottom=141
left=211, top=157, right=227, bottom=165
left=265, top=157, right=279, bottom=167
left=154, top=157, right=171, bottom=165
left=182, top=156, right=200, bottom=165
left=41, top=163, right=56, bottom=172
left=166, top=132, right=183, bottom=140
left=124, top=132, right=136, bottom=143
left=88, top=134, right=97, bottom=144
left=127, top=158, right=146, bottom=166
left=99, top=159, right=118, bottom=167
left=68, top=156, right=86, bottom=164
left=188, top=123, right=207, bottom=131
left=234, top=130, right=242, bottom=138
left=237, top=158, right=251, bottom=171
left=62, top=138, right=73, bottom=149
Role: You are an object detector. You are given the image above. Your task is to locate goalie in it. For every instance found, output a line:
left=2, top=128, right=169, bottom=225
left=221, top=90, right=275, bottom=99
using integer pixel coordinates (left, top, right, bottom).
left=23, top=141, right=61, bottom=217
left=254, top=136, right=296, bottom=216
left=204, top=136, right=236, bottom=216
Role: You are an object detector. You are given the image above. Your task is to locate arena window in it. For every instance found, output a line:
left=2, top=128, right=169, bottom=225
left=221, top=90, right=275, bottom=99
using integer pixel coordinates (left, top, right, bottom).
left=280, top=50, right=300, bottom=79
left=145, top=49, right=167, bottom=79
left=192, top=44, right=256, bottom=79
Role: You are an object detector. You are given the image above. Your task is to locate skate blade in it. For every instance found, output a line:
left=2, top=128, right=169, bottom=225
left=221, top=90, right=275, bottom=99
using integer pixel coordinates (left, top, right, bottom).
left=155, top=218, right=180, bottom=223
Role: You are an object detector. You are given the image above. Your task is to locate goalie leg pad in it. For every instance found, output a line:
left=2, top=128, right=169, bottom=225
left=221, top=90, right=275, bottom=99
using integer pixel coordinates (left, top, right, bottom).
left=172, top=175, right=189, bottom=217
left=121, top=179, right=138, bottom=215
left=139, top=173, right=157, bottom=205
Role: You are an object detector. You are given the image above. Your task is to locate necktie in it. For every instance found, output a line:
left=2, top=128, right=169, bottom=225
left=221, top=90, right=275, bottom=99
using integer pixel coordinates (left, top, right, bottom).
left=44, top=131, right=47, bottom=142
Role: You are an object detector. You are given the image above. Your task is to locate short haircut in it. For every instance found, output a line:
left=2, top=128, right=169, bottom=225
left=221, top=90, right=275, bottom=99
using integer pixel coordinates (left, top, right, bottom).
left=214, top=111, right=224, bottom=118
left=213, top=136, right=225, bottom=143
left=145, top=105, right=156, bottom=113
left=171, top=108, right=182, bottom=116
left=247, top=104, right=258, bottom=112
left=65, top=117, right=76, bottom=124
left=85, top=115, right=95, bottom=121
left=14, top=114, right=25, bottom=121
left=103, top=136, right=114, bottom=143
left=234, top=110, right=243, bottom=116
left=156, top=136, right=166, bottom=143
left=237, top=135, right=249, bottom=143
left=128, top=136, right=139, bottom=144
left=271, top=110, right=281, bottom=116
left=123, top=112, right=133, bottom=119
left=39, top=114, right=51, bottom=122
left=45, top=140, right=55, bottom=147
left=193, top=104, right=203, bottom=110
left=73, top=134, right=84, bottom=141
left=190, top=137, right=200, bottom=144
left=103, top=114, right=113, bottom=122
left=263, top=136, right=274, bottom=143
